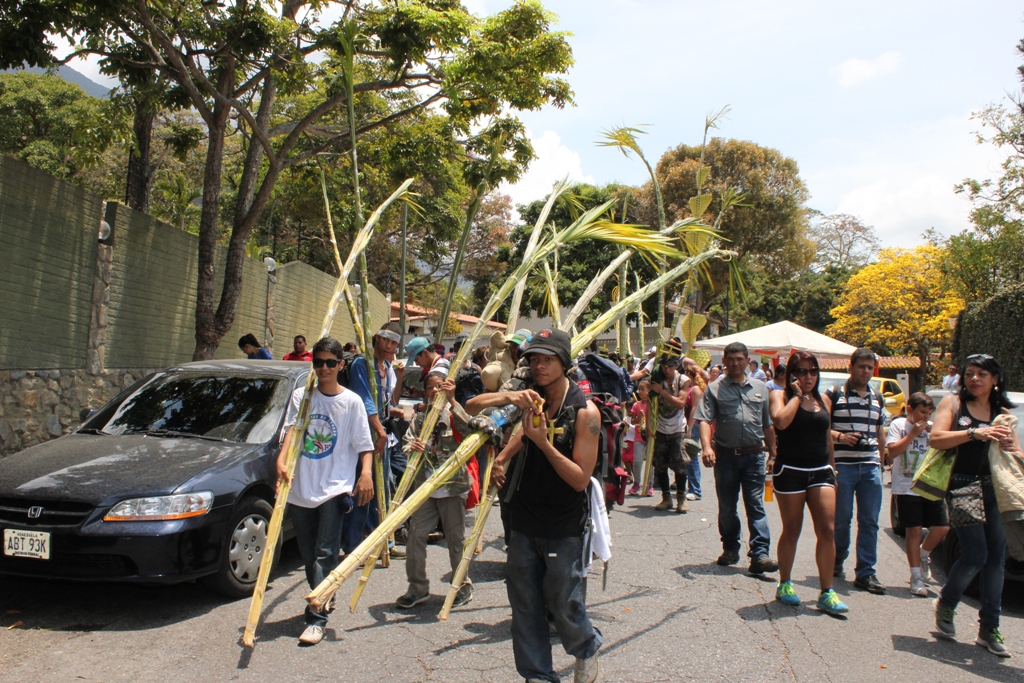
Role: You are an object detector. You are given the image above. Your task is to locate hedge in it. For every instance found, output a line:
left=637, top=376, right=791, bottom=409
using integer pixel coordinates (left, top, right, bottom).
left=952, top=283, right=1024, bottom=392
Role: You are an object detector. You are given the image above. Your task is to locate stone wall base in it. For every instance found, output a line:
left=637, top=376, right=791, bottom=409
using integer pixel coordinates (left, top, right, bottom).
left=0, top=369, right=153, bottom=457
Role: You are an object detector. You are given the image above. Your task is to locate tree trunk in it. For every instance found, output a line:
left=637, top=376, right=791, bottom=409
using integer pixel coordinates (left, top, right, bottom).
left=196, top=76, right=281, bottom=360
left=192, top=103, right=231, bottom=361
left=124, top=102, right=155, bottom=213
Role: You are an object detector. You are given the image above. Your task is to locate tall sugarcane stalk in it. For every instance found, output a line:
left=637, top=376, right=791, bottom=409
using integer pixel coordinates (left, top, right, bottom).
left=241, top=178, right=413, bottom=648
left=563, top=250, right=631, bottom=330
left=338, top=21, right=391, bottom=566
left=617, top=255, right=629, bottom=358
left=438, top=449, right=497, bottom=620
left=346, top=200, right=686, bottom=610
left=506, top=178, right=573, bottom=331
left=641, top=397, right=658, bottom=495
left=435, top=139, right=503, bottom=339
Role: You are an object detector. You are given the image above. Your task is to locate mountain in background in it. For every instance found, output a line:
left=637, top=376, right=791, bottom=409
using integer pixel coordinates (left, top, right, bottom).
left=3, top=64, right=113, bottom=99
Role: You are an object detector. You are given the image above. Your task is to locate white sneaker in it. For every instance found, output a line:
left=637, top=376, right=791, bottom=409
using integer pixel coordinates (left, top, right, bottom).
left=685, top=492, right=698, bottom=501
left=910, top=576, right=928, bottom=597
left=299, top=624, right=325, bottom=645
left=574, top=653, right=599, bottom=683
left=920, top=557, right=931, bottom=582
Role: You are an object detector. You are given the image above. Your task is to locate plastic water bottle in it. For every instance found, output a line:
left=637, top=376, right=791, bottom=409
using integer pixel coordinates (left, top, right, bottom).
left=486, top=403, right=523, bottom=429
left=469, top=403, right=524, bottom=438
left=764, top=473, right=774, bottom=503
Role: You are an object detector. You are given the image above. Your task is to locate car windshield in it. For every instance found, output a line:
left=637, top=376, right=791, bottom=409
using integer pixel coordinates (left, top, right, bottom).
left=82, top=373, right=289, bottom=444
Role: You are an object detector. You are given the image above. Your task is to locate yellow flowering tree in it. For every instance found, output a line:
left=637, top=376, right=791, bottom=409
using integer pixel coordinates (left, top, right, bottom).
left=827, top=245, right=965, bottom=374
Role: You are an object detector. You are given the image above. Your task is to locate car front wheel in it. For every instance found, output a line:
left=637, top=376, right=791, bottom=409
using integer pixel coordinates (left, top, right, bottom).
left=202, top=496, right=278, bottom=599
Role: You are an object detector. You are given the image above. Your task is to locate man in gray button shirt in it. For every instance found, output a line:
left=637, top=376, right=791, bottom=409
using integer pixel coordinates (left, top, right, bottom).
left=695, top=342, right=779, bottom=574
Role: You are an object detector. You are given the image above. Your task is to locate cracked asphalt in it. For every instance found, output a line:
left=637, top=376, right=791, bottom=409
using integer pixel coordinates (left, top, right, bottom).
left=2, top=475, right=1022, bottom=683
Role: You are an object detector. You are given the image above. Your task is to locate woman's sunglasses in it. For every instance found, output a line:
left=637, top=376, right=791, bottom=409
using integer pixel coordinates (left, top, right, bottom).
left=312, top=358, right=341, bottom=369
left=792, top=368, right=819, bottom=377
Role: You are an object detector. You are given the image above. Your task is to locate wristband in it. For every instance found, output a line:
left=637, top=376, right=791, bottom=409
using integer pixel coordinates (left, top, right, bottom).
left=968, top=427, right=977, bottom=441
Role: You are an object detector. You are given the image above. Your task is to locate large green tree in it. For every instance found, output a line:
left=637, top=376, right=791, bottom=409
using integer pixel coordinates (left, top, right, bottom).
left=1, top=0, right=573, bottom=359
left=646, top=137, right=815, bottom=285
left=942, top=37, right=1024, bottom=302
left=0, top=71, right=125, bottom=178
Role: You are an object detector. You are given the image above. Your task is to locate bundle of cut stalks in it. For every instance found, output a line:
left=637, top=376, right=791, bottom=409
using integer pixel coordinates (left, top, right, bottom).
left=344, top=189, right=691, bottom=610
left=307, top=247, right=735, bottom=612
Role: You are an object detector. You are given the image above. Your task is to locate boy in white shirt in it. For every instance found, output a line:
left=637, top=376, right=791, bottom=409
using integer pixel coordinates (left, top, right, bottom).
left=276, top=337, right=375, bottom=645
left=885, top=392, right=948, bottom=597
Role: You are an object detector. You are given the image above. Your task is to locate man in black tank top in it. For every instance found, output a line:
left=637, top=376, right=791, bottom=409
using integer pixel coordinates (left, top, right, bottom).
left=491, top=329, right=604, bottom=683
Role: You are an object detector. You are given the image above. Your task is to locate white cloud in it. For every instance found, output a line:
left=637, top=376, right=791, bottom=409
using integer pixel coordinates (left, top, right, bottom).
left=804, top=113, right=1008, bottom=246
left=829, top=51, right=901, bottom=87
left=500, top=129, right=595, bottom=210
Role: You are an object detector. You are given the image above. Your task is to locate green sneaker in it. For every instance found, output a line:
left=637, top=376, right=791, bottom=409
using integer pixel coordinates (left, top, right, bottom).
left=934, top=599, right=956, bottom=639
left=776, top=581, right=801, bottom=606
left=817, top=589, right=849, bottom=615
left=977, top=628, right=1011, bottom=658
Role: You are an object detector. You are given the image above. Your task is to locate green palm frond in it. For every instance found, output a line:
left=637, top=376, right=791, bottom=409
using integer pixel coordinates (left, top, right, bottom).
left=597, top=125, right=649, bottom=159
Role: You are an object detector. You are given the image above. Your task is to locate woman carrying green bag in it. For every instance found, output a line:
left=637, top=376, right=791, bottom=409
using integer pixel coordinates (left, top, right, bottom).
left=929, top=354, right=1021, bottom=658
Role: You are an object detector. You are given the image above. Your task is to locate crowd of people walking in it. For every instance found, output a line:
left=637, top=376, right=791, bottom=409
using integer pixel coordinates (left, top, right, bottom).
left=252, top=324, right=1022, bottom=679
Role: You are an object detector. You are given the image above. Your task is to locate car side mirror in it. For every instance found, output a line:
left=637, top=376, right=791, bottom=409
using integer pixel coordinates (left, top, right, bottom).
left=883, top=391, right=893, bottom=397
left=79, top=407, right=97, bottom=422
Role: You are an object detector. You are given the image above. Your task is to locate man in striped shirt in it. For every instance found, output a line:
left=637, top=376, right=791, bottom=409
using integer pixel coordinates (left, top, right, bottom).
left=825, top=348, right=888, bottom=595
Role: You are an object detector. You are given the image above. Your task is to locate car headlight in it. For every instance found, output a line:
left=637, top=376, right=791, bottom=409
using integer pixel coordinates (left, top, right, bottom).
left=103, top=491, right=214, bottom=521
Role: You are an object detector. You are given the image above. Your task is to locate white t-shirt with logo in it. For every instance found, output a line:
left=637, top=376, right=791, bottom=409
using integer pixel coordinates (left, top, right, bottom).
left=282, top=386, right=375, bottom=508
left=886, top=416, right=931, bottom=496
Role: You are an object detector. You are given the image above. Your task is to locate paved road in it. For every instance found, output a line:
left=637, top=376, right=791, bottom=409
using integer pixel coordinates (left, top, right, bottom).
left=2, top=472, right=1022, bottom=682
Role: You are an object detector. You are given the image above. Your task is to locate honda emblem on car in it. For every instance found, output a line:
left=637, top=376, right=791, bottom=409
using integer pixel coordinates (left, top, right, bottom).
left=27, top=506, right=44, bottom=519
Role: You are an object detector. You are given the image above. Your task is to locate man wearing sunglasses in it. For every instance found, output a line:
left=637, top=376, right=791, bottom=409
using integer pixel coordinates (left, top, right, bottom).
left=276, top=337, right=375, bottom=645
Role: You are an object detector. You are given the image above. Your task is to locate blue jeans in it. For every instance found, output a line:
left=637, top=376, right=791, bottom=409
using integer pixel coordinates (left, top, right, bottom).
left=687, top=424, right=702, bottom=497
left=834, top=462, right=882, bottom=579
left=713, top=452, right=771, bottom=559
left=341, top=448, right=393, bottom=555
left=686, top=456, right=702, bottom=497
left=290, top=493, right=353, bottom=626
left=506, top=531, right=603, bottom=682
left=940, top=476, right=1005, bottom=630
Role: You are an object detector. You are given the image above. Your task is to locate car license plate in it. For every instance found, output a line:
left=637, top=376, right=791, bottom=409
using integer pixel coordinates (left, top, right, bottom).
left=3, top=529, right=51, bottom=560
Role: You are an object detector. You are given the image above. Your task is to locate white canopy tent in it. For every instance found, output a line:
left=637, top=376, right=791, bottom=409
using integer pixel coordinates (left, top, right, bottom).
left=692, top=321, right=856, bottom=361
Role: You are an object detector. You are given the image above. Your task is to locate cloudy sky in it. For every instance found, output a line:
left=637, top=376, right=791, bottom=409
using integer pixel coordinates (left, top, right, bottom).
left=66, top=1, right=1024, bottom=246
left=463, top=0, right=1024, bottom=246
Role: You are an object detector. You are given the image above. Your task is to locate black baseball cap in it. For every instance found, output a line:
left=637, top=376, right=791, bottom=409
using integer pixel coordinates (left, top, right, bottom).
left=522, top=328, right=572, bottom=371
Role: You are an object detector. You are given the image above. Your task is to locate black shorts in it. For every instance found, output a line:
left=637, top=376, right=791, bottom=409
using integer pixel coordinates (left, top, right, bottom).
left=895, top=494, right=949, bottom=528
left=772, top=462, right=836, bottom=494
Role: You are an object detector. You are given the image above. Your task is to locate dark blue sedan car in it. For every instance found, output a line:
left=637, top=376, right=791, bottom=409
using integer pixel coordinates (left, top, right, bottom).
left=0, top=361, right=308, bottom=598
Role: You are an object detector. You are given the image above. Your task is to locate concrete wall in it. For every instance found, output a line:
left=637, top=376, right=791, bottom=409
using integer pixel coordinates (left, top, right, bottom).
left=0, top=156, right=100, bottom=369
left=0, top=156, right=390, bottom=456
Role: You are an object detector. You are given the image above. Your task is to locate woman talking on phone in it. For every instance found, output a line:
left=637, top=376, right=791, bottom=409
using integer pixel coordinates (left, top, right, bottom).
left=929, top=354, right=1021, bottom=657
left=768, top=351, right=848, bottom=615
